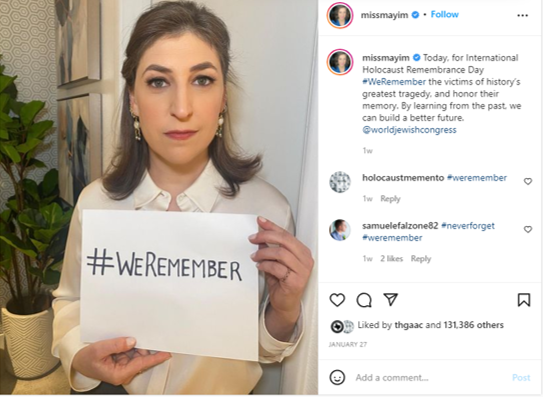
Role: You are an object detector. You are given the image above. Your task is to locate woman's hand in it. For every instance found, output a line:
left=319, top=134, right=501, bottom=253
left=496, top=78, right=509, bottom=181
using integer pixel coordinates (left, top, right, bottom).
left=249, top=216, right=314, bottom=341
left=72, top=337, right=171, bottom=386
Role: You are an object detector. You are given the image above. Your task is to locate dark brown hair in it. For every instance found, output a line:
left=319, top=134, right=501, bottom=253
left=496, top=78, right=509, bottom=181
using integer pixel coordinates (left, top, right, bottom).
left=334, top=219, right=345, bottom=229
left=103, top=0, right=261, bottom=200
left=330, top=51, right=351, bottom=70
left=331, top=5, right=351, bottom=22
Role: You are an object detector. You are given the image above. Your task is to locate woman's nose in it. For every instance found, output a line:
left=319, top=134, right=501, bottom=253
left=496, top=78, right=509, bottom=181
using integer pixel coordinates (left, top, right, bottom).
left=170, top=87, right=193, bottom=120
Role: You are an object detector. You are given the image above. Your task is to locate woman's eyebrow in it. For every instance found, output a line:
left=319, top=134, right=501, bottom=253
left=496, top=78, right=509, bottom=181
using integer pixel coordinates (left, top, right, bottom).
left=190, top=62, right=217, bottom=73
left=142, top=62, right=217, bottom=76
left=142, top=64, right=172, bottom=76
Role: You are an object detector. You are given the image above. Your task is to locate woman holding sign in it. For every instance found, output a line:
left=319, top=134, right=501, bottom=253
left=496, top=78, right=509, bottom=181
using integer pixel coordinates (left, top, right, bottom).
left=52, top=0, right=313, bottom=394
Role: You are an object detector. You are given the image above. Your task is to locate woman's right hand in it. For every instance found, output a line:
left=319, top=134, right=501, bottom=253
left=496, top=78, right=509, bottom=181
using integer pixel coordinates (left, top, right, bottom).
left=72, top=337, right=172, bottom=386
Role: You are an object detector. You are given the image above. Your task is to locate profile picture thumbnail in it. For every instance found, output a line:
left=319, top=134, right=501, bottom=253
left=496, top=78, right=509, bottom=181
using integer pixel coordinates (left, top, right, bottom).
left=330, top=219, right=350, bottom=241
left=327, top=49, right=353, bottom=75
left=330, top=171, right=351, bottom=193
left=328, top=3, right=353, bottom=28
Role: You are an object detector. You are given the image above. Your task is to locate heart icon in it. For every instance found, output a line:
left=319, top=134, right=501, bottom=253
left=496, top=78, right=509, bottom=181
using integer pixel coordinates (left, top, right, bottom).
left=524, top=226, right=532, bottom=233
left=524, top=178, right=532, bottom=185
left=330, top=293, right=345, bottom=307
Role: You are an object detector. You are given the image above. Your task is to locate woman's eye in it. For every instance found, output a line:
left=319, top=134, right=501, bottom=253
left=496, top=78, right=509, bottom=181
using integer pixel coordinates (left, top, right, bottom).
left=147, top=78, right=167, bottom=88
left=194, top=76, right=215, bottom=86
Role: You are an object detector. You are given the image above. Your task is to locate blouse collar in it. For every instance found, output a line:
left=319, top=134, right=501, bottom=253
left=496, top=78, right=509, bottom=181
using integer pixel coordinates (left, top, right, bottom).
left=133, top=159, right=225, bottom=212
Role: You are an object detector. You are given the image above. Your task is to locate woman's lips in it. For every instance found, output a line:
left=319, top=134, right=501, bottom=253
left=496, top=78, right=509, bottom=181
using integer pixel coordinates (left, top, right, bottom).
left=165, top=130, right=197, bottom=140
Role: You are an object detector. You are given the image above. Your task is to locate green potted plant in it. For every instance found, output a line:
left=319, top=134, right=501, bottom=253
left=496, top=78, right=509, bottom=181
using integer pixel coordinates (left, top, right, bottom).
left=0, top=54, right=73, bottom=379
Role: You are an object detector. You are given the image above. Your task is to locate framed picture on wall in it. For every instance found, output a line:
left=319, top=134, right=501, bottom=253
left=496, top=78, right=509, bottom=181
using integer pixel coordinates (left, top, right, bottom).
left=55, top=0, right=101, bottom=87
left=57, top=93, right=102, bottom=206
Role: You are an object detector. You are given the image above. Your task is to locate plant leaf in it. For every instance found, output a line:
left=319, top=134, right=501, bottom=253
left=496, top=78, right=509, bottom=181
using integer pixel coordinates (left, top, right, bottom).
left=0, top=212, right=12, bottom=265
left=0, top=111, right=13, bottom=123
left=49, top=260, right=63, bottom=271
left=58, top=208, right=74, bottom=227
left=34, top=228, right=60, bottom=244
left=28, top=120, right=53, bottom=140
left=38, top=195, right=57, bottom=206
left=22, top=179, right=40, bottom=203
left=42, top=169, right=59, bottom=196
left=9, top=99, right=24, bottom=116
left=0, top=129, right=7, bottom=139
left=4, top=118, right=19, bottom=130
left=16, top=138, right=41, bottom=154
left=7, top=199, right=18, bottom=212
left=28, top=266, right=42, bottom=279
left=0, top=229, right=13, bottom=270
left=27, top=158, right=46, bottom=168
left=20, top=101, right=45, bottom=127
left=45, top=226, right=69, bottom=258
left=41, top=202, right=63, bottom=227
left=43, top=269, right=61, bottom=285
left=0, top=258, right=11, bottom=270
left=0, top=232, right=37, bottom=258
left=0, top=143, right=21, bottom=163
left=1, top=209, right=12, bottom=222
left=0, top=75, right=16, bottom=93
left=18, top=209, right=47, bottom=229
left=30, top=238, right=48, bottom=252
left=0, top=93, right=9, bottom=112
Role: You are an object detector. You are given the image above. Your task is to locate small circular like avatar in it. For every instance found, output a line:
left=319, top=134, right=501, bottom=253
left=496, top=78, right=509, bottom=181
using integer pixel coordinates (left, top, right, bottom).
left=331, top=320, right=344, bottom=333
left=330, top=171, right=351, bottom=193
left=343, top=320, right=354, bottom=334
left=330, top=369, right=346, bottom=385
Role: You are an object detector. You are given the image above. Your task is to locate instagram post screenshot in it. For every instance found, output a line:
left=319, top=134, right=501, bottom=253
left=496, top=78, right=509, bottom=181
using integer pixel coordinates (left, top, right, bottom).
left=0, top=0, right=540, bottom=396
left=319, top=0, right=541, bottom=395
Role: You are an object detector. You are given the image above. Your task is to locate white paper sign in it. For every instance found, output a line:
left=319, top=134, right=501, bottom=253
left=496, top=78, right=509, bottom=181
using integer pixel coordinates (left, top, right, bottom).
left=80, top=210, right=259, bottom=361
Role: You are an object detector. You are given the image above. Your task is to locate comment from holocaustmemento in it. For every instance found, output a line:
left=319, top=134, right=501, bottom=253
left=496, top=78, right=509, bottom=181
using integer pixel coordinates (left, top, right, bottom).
left=80, top=210, right=259, bottom=361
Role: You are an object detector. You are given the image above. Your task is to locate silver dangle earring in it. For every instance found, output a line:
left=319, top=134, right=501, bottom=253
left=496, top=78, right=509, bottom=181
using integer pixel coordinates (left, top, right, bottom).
left=130, top=108, right=142, bottom=141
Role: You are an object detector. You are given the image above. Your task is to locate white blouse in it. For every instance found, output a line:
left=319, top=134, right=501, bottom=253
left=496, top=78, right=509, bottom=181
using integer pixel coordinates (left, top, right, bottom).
left=51, top=160, right=304, bottom=394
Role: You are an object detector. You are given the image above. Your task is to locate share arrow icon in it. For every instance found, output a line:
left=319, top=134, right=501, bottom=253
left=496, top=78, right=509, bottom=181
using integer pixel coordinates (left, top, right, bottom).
left=384, top=293, right=398, bottom=306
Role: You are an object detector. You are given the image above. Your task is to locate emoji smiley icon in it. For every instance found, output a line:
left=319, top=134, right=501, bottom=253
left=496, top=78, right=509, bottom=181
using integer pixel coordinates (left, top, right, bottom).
left=330, top=369, right=345, bottom=385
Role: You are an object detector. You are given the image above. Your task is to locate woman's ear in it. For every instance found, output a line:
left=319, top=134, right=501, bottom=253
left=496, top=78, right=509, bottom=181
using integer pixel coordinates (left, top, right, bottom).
left=129, top=90, right=139, bottom=115
left=221, top=91, right=227, bottom=112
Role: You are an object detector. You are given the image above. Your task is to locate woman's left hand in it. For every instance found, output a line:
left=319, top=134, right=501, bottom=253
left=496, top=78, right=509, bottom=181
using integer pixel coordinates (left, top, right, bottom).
left=249, top=216, right=314, bottom=328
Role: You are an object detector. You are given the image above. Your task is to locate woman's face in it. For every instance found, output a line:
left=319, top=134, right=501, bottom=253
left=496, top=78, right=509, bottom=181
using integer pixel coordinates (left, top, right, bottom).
left=338, top=7, right=347, bottom=21
left=338, top=54, right=347, bottom=67
left=129, top=33, right=226, bottom=170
